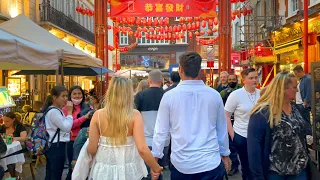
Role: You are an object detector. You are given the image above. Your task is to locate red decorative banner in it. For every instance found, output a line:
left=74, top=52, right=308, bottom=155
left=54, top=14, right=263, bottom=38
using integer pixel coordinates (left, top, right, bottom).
left=110, top=0, right=217, bottom=17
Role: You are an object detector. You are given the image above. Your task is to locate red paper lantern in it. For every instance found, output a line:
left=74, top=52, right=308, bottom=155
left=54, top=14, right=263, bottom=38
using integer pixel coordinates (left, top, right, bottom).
left=214, top=17, right=219, bottom=25
left=180, top=33, right=185, bottom=39
left=165, top=17, right=169, bottom=25
left=177, top=25, right=182, bottom=32
left=169, top=26, right=173, bottom=33
left=157, top=35, right=161, bottom=40
left=208, top=19, right=213, bottom=26
left=76, top=6, right=80, bottom=12
left=149, top=27, right=155, bottom=33
left=153, top=34, right=157, bottom=39
left=179, top=17, right=185, bottom=23
left=195, top=31, right=200, bottom=36
left=207, top=29, right=212, bottom=35
left=188, top=17, right=193, bottom=23
left=182, top=24, right=187, bottom=31
left=172, top=34, right=176, bottom=40
left=143, top=27, right=148, bottom=32
left=200, top=31, right=205, bottom=35
left=201, top=20, right=206, bottom=28
left=173, top=25, right=177, bottom=32
left=196, top=21, right=200, bottom=29
left=243, top=8, right=248, bottom=16
left=188, top=32, right=193, bottom=39
left=187, top=23, right=192, bottom=30
left=136, top=18, right=141, bottom=26
left=240, top=0, right=245, bottom=2
left=155, top=27, right=160, bottom=33
left=191, top=22, right=196, bottom=30
left=231, top=14, right=236, bottom=21
left=194, top=17, right=200, bottom=21
left=212, top=28, right=218, bottom=33
left=159, top=17, right=163, bottom=26
left=164, top=26, right=169, bottom=33
left=147, top=18, right=152, bottom=26
left=129, top=31, right=134, bottom=36
left=154, top=17, right=159, bottom=26
left=108, top=25, right=112, bottom=30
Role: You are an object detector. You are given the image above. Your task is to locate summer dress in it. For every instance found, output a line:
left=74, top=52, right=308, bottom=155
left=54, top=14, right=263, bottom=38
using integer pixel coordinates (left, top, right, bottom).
left=89, top=111, right=148, bottom=180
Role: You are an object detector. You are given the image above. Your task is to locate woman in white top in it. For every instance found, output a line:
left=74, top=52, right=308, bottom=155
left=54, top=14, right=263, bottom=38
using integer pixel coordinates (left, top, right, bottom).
left=225, top=68, right=260, bottom=180
left=42, top=86, right=73, bottom=180
left=88, top=77, right=162, bottom=180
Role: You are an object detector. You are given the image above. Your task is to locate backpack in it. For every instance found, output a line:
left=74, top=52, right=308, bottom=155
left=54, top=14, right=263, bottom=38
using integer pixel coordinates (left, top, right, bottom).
left=26, top=107, right=61, bottom=156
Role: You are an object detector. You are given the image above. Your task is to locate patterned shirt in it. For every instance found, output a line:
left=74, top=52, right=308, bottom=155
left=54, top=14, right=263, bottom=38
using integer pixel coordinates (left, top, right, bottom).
left=269, top=104, right=309, bottom=175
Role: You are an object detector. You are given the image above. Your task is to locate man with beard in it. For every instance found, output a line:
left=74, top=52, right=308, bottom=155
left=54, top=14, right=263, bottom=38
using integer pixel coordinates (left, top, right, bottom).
left=220, top=74, right=242, bottom=176
left=216, top=71, right=229, bottom=93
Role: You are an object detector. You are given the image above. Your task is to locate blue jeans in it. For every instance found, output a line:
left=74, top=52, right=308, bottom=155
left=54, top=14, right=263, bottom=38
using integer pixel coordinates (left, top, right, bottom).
left=233, top=133, right=250, bottom=180
left=229, top=135, right=240, bottom=170
left=170, top=161, right=226, bottom=180
left=268, top=169, right=307, bottom=180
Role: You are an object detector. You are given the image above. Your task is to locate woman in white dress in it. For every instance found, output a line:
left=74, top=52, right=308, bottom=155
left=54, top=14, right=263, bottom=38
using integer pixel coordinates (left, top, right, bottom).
left=88, top=77, right=163, bottom=180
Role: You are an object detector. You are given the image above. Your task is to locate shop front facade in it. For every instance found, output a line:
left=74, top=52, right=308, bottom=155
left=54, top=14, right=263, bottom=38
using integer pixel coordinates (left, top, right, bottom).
left=120, top=44, right=188, bottom=72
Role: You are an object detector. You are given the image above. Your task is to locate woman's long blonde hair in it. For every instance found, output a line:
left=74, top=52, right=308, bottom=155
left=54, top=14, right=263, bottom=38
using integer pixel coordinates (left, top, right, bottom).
left=251, top=72, right=296, bottom=128
left=135, top=80, right=149, bottom=94
left=104, top=77, right=134, bottom=145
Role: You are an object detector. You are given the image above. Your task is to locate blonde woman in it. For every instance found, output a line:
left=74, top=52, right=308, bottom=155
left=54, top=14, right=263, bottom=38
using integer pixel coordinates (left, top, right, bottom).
left=88, top=77, right=162, bottom=180
left=248, top=72, right=311, bottom=180
left=135, top=80, right=149, bottom=95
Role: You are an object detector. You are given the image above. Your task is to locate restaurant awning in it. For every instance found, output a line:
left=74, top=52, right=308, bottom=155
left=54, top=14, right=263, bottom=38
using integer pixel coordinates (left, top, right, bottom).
left=0, top=28, right=58, bottom=70
left=0, top=15, right=102, bottom=68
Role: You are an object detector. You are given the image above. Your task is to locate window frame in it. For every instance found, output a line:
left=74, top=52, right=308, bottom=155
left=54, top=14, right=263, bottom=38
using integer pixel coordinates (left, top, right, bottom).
left=119, top=32, right=129, bottom=45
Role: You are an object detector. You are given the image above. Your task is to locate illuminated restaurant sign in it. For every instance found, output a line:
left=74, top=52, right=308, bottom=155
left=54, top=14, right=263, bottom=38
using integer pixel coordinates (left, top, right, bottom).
left=274, top=27, right=303, bottom=46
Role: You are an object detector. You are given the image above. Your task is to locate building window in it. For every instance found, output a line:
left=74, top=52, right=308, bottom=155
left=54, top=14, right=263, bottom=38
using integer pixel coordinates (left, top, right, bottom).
left=119, top=32, right=129, bottom=45
left=288, top=0, right=299, bottom=16
left=311, top=0, right=320, bottom=6
left=175, top=17, right=180, bottom=21
left=176, top=31, right=187, bottom=44
left=138, top=32, right=169, bottom=45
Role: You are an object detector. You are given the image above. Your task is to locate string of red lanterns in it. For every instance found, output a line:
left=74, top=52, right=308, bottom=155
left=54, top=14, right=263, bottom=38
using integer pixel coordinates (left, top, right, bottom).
left=75, top=6, right=94, bottom=16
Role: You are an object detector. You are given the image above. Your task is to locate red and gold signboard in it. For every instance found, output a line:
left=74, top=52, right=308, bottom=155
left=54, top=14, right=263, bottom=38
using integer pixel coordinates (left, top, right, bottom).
left=110, top=0, right=217, bottom=17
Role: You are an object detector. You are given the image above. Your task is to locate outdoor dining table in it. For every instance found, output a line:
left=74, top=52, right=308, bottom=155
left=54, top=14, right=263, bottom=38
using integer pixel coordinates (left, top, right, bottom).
left=0, top=141, right=25, bottom=173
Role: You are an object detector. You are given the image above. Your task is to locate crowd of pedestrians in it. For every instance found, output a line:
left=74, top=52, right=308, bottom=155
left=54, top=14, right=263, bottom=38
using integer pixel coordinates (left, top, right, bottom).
left=9, top=51, right=313, bottom=180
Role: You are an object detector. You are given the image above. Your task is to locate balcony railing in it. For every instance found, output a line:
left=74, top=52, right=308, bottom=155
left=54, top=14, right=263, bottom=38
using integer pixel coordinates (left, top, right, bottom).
left=40, top=3, right=94, bottom=44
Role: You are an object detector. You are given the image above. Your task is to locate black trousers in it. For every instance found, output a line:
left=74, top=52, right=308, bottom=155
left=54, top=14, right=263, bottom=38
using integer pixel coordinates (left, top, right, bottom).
left=66, top=141, right=74, bottom=180
left=45, top=142, right=66, bottom=180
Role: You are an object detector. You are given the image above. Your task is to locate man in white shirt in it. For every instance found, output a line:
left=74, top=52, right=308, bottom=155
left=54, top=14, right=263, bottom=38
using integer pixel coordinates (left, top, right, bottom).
left=152, top=52, right=230, bottom=180
left=225, top=68, right=260, bottom=180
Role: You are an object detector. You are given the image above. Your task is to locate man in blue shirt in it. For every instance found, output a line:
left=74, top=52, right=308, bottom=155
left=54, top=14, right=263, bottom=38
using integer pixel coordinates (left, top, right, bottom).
left=152, top=52, right=230, bottom=180
left=293, top=65, right=312, bottom=123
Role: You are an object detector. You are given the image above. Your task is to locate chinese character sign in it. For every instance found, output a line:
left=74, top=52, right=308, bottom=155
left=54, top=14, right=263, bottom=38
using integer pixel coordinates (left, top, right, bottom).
left=110, top=0, right=217, bottom=17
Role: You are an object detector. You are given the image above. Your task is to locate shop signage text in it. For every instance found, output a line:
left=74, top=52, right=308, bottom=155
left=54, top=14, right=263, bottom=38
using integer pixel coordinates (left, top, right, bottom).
left=274, top=44, right=299, bottom=55
left=148, top=47, right=159, bottom=51
left=110, top=0, right=217, bottom=17
left=274, top=27, right=302, bottom=45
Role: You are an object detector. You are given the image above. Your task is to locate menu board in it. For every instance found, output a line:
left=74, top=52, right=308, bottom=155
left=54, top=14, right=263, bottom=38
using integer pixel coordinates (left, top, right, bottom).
left=312, top=62, right=320, bottom=151
left=0, top=87, right=16, bottom=108
left=7, top=78, right=21, bottom=96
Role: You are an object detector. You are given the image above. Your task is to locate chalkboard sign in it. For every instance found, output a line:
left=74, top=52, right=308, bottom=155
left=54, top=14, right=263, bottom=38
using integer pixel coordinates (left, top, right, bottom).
left=311, top=62, right=320, bottom=151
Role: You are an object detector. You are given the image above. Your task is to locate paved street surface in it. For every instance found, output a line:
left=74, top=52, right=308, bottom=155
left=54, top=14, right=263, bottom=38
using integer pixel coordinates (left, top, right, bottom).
left=19, top=162, right=242, bottom=180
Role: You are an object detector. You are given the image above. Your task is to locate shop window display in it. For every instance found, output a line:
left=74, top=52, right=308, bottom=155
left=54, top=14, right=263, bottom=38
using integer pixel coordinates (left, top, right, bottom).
left=120, top=54, right=170, bottom=70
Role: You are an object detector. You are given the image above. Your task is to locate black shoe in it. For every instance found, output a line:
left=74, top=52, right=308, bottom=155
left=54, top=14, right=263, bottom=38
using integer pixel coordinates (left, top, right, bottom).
left=228, top=168, right=239, bottom=176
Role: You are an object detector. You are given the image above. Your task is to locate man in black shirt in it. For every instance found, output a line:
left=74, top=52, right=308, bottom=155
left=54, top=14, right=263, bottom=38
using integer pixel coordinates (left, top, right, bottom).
left=165, top=72, right=180, bottom=92
left=134, top=69, right=169, bottom=180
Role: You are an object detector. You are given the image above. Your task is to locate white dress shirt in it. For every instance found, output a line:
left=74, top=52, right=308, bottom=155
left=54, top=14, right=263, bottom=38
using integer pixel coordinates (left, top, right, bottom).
left=152, top=80, right=230, bottom=174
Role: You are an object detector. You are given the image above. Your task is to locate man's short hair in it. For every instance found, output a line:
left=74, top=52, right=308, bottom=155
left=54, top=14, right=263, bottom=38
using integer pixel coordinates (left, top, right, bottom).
left=228, top=74, right=238, bottom=79
left=220, top=71, right=229, bottom=76
left=179, top=52, right=202, bottom=78
left=148, top=69, right=163, bottom=83
left=171, top=72, right=181, bottom=83
left=293, top=65, right=304, bottom=72
left=241, top=68, right=256, bottom=79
